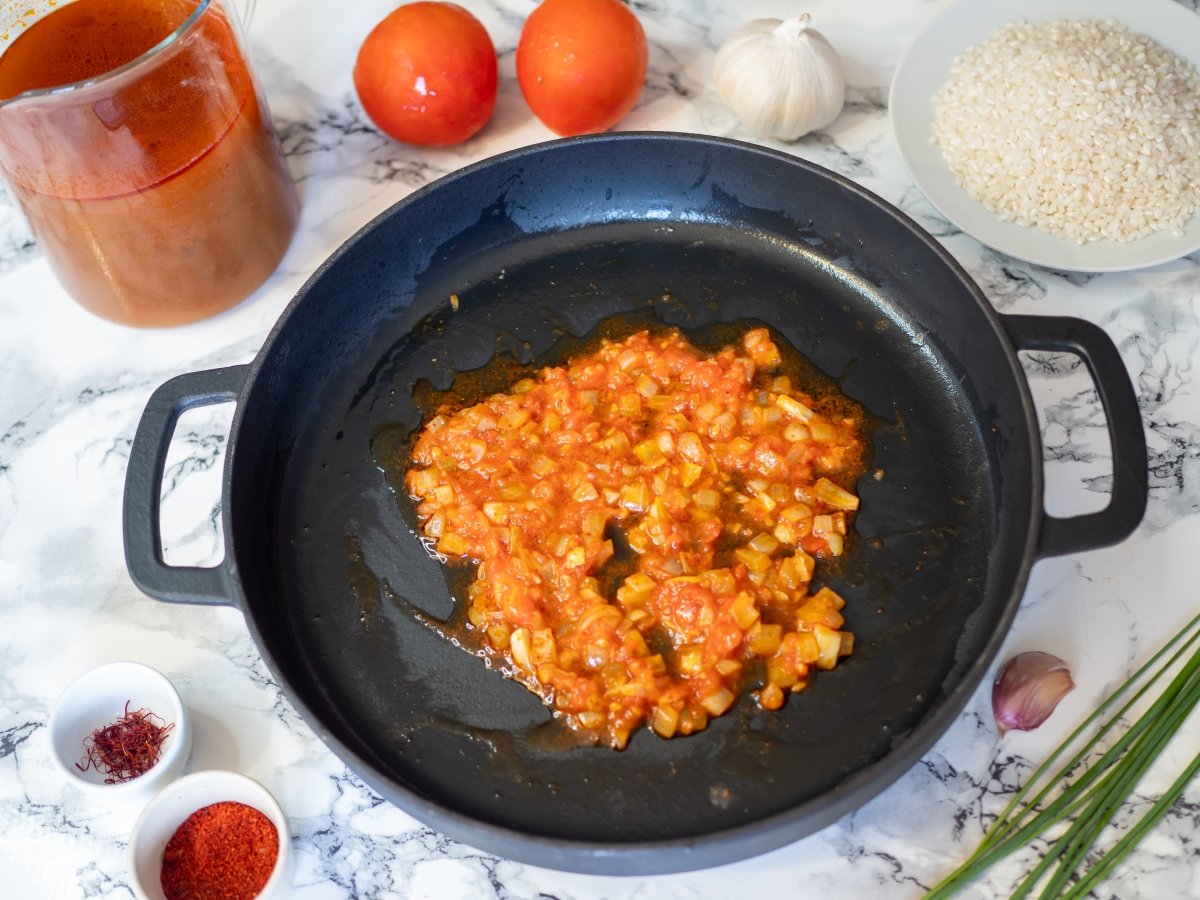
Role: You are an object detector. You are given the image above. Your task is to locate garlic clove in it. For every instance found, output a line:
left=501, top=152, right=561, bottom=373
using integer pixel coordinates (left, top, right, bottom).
left=992, top=651, right=1076, bottom=736
left=713, top=13, right=846, bottom=141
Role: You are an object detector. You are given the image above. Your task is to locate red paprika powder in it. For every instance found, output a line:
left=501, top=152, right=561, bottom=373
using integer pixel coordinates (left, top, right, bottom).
left=160, top=800, right=279, bottom=900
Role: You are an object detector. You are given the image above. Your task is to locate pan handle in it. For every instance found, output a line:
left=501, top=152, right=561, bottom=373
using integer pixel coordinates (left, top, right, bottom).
left=122, top=366, right=247, bottom=607
left=1001, top=315, right=1148, bottom=559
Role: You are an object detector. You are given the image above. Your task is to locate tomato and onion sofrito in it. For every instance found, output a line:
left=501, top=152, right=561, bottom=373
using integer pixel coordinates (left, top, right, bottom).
left=353, top=2, right=497, bottom=146
left=516, top=0, right=647, bottom=136
left=405, top=328, right=867, bottom=749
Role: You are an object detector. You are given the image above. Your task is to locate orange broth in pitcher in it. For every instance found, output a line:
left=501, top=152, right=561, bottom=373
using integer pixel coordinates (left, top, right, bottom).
left=0, top=0, right=297, bottom=326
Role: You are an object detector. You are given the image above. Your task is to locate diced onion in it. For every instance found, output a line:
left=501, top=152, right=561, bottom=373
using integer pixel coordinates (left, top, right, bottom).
left=758, top=683, right=784, bottom=710
left=636, top=375, right=659, bottom=398
left=734, top=547, right=772, bottom=573
left=573, top=482, right=600, bottom=502
left=578, top=711, right=605, bottom=729
left=730, top=592, right=760, bottom=629
left=748, top=532, right=779, bottom=554
left=784, top=423, right=810, bottom=443
left=634, top=440, right=667, bottom=468
left=652, top=703, right=680, bottom=738
left=814, top=477, right=859, bottom=511
left=813, top=624, right=842, bottom=670
left=780, top=503, right=812, bottom=523
left=510, top=628, right=533, bottom=672
left=482, top=502, right=509, bottom=524
left=702, top=688, right=736, bottom=716
left=750, top=623, right=783, bottom=656
left=776, top=394, right=815, bottom=421
left=810, top=423, right=837, bottom=442
left=715, top=658, right=743, bottom=676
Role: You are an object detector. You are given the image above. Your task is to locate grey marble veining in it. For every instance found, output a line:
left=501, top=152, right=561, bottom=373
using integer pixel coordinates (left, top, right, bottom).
left=2, top=0, right=1199, bottom=897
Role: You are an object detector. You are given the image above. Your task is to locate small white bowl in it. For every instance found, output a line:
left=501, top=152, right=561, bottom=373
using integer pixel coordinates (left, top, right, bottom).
left=129, top=770, right=293, bottom=900
left=48, top=661, right=192, bottom=803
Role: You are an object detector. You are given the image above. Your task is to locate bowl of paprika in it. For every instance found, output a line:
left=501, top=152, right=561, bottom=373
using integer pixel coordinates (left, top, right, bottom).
left=128, top=769, right=293, bottom=900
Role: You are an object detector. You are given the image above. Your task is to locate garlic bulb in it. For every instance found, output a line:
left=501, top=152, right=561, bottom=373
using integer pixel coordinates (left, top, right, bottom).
left=713, top=13, right=845, bottom=141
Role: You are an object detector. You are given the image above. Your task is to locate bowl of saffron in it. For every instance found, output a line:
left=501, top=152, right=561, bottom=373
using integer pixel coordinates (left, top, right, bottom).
left=48, top=661, right=192, bottom=802
left=128, top=770, right=293, bottom=900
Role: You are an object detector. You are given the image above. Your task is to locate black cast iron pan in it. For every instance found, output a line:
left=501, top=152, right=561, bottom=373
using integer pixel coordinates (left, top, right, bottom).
left=123, top=133, right=1147, bottom=874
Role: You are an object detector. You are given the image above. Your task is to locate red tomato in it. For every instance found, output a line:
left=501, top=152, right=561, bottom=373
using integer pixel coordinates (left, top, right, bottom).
left=353, top=2, right=497, bottom=147
left=516, top=0, right=648, bottom=136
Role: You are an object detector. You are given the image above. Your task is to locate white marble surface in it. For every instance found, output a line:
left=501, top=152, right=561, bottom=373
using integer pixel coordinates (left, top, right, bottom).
left=2, top=0, right=1199, bottom=896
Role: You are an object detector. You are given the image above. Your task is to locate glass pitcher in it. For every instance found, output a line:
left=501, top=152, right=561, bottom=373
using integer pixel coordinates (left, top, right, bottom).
left=0, top=0, right=299, bottom=327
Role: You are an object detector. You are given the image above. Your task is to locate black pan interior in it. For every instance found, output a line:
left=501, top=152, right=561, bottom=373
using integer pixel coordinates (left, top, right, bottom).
left=227, top=135, right=1035, bottom=858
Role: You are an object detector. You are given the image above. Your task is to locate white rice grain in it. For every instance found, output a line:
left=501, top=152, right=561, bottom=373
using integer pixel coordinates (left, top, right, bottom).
left=931, top=19, right=1200, bottom=243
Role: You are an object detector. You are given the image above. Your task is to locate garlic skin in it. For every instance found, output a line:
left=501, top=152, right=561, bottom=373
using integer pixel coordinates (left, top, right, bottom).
left=992, top=651, right=1076, bottom=736
left=713, top=14, right=846, bottom=141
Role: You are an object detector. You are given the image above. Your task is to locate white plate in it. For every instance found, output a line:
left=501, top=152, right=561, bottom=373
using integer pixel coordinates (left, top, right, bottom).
left=889, top=0, right=1200, bottom=272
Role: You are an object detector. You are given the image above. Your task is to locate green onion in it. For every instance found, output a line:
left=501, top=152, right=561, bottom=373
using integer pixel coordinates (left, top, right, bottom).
left=927, top=611, right=1200, bottom=898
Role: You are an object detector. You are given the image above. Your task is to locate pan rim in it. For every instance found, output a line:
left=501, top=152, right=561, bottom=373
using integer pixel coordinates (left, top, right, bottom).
left=222, top=132, right=1044, bottom=874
